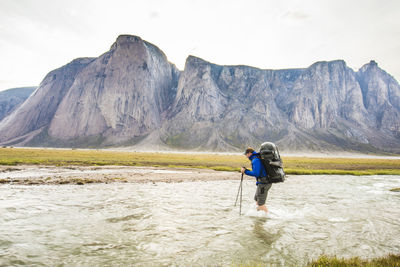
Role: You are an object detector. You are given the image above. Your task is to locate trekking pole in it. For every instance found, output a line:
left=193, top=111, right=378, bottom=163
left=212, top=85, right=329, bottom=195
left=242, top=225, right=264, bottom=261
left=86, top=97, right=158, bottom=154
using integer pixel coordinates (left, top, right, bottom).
left=234, top=173, right=243, bottom=207
left=234, top=173, right=244, bottom=215
left=239, top=173, right=243, bottom=216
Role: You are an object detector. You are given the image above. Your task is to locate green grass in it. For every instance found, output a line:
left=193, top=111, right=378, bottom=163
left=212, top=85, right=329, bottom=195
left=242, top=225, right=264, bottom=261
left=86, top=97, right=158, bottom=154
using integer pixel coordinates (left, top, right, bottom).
left=0, top=147, right=399, bottom=176
left=233, top=254, right=400, bottom=267
left=285, top=168, right=400, bottom=176
left=308, top=254, right=400, bottom=266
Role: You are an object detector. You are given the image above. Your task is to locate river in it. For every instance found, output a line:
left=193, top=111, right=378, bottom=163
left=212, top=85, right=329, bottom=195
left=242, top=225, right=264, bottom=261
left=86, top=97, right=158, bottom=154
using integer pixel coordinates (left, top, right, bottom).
left=1, top=174, right=399, bottom=266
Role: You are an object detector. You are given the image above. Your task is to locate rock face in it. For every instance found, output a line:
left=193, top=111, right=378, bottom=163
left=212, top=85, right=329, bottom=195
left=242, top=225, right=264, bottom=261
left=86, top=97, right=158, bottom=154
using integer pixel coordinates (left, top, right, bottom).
left=47, top=35, right=179, bottom=146
left=0, top=58, right=93, bottom=145
left=357, top=60, right=400, bottom=132
left=0, top=87, right=36, bottom=122
left=162, top=57, right=400, bottom=153
left=162, top=56, right=296, bottom=150
left=0, top=35, right=399, bottom=153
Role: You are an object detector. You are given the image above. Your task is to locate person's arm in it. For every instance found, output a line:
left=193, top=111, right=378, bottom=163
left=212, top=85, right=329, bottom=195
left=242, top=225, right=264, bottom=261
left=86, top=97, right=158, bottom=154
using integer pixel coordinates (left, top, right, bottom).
left=244, top=159, right=262, bottom=177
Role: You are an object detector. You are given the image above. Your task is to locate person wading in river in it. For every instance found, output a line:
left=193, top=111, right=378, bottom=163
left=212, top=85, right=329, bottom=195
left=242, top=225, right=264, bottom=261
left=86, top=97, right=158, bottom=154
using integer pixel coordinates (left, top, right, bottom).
left=241, top=147, right=272, bottom=214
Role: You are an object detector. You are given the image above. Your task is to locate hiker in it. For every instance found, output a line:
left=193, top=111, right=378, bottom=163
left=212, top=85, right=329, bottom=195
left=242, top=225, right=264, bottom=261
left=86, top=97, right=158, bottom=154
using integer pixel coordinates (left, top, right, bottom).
left=241, top=147, right=272, bottom=214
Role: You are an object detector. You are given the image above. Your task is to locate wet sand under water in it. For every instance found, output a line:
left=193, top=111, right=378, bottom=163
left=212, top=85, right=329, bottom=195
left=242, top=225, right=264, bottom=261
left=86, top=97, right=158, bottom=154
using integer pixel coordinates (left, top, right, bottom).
left=0, top=165, right=239, bottom=185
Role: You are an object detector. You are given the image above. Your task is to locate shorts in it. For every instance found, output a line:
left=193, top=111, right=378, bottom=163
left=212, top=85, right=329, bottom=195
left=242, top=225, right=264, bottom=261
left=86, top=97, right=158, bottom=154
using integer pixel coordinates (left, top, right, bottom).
left=254, top=183, right=272, bottom=206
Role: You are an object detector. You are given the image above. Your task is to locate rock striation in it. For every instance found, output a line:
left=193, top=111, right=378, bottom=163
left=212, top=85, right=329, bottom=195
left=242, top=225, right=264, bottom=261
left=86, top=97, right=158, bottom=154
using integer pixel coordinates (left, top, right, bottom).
left=0, top=35, right=399, bottom=153
left=162, top=57, right=400, bottom=153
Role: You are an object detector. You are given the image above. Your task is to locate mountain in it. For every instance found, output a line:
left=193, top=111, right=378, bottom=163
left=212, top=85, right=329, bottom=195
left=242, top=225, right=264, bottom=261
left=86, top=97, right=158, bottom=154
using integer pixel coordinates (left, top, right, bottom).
left=0, top=35, right=179, bottom=147
left=0, top=87, right=36, bottom=122
left=46, top=35, right=179, bottom=146
left=0, top=58, right=94, bottom=145
left=0, top=35, right=399, bottom=153
left=159, top=57, right=400, bottom=153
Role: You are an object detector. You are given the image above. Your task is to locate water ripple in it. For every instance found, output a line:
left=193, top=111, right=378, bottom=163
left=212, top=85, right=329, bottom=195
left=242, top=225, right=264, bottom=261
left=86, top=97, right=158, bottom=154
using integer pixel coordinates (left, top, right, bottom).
left=0, top=175, right=399, bottom=266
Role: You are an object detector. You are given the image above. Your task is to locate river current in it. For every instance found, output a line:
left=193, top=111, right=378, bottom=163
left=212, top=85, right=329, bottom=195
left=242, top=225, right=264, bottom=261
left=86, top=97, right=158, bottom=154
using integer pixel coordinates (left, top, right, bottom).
left=1, top=175, right=399, bottom=266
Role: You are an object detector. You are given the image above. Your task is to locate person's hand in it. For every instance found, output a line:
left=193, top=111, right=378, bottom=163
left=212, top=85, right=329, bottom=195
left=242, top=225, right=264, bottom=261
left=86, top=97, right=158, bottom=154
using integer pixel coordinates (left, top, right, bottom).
left=241, top=167, right=245, bottom=174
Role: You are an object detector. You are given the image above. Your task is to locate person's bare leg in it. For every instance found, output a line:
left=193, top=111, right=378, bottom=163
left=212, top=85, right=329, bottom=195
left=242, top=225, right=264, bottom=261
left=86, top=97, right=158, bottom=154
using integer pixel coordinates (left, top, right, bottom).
left=257, top=204, right=268, bottom=214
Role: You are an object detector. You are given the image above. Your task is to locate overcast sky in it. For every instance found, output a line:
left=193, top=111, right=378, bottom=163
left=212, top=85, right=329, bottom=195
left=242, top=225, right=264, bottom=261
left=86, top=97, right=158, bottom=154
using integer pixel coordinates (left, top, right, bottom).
left=0, top=0, right=399, bottom=91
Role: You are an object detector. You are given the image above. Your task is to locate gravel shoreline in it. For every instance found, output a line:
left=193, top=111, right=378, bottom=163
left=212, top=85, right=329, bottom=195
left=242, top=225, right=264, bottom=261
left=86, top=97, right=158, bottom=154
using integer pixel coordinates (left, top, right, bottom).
left=0, top=165, right=241, bottom=185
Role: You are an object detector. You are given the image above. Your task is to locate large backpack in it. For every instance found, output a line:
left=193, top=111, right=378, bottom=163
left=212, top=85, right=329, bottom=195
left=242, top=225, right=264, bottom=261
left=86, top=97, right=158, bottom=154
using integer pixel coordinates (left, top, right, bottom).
left=258, top=142, right=285, bottom=183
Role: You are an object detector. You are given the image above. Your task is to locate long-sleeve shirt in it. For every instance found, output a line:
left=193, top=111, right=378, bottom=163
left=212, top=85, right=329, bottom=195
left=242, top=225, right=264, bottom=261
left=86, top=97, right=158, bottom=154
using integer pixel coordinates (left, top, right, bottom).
left=244, top=152, right=267, bottom=185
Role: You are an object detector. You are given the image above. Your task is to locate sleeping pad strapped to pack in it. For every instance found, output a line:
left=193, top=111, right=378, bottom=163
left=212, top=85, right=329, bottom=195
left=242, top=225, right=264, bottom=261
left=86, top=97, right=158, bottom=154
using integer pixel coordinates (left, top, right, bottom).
left=258, top=142, right=285, bottom=183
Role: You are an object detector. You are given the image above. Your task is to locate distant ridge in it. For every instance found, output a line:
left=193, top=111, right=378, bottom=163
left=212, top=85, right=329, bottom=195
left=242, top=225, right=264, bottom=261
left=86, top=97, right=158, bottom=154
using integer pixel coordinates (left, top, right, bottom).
left=0, top=35, right=399, bottom=154
left=0, top=86, right=36, bottom=122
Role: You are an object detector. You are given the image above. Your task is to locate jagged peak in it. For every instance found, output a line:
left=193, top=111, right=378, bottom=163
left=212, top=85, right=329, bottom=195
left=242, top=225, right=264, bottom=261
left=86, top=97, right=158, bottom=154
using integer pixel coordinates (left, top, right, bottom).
left=185, top=55, right=211, bottom=65
left=108, top=34, right=169, bottom=63
left=359, top=60, right=379, bottom=73
left=116, top=34, right=142, bottom=43
left=357, top=60, right=399, bottom=85
left=110, top=34, right=144, bottom=50
left=368, top=60, right=378, bottom=66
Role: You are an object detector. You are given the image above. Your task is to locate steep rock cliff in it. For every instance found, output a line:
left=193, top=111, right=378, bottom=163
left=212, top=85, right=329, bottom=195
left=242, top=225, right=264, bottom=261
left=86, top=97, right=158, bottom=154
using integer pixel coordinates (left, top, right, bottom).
left=160, top=56, right=400, bottom=152
left=162, top=56, right=298, bottom=150
left=0, top=58, right=93, bottom=144
left=357, top=60, right=400, bottom=132
left=47, top=35, right=179, bottom=145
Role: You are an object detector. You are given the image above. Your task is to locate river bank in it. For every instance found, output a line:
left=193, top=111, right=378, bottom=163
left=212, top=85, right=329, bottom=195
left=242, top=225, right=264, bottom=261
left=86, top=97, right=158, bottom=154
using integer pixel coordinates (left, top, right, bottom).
left=1, top=147, right=400, bottom=176
left=0, top=165, right=237, bottom=185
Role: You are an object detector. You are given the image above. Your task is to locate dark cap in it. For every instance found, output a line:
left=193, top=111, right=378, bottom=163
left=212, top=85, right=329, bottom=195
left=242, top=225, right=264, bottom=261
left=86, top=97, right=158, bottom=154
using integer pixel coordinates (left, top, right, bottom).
left=244, top=147, right=254, bottom=155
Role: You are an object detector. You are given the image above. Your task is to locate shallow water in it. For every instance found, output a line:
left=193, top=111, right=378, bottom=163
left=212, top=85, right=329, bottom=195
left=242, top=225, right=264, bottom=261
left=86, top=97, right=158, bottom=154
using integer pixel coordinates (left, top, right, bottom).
left=0, top=167, right=192, bottom=179
left=1, top=175, right=399, bottom=266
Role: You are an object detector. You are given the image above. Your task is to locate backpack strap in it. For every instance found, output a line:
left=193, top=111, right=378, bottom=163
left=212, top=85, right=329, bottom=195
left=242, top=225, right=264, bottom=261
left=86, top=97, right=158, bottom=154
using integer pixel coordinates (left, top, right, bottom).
left=256, top=154, right=272, bottom=175
left=256, top=154, right=272, bottom=182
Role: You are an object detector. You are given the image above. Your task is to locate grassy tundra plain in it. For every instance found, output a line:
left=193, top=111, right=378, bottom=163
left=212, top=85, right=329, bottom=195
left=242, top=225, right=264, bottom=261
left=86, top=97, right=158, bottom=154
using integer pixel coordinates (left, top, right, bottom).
left=307, top=254, right=400, bottom=267
left=0, top=147, right=399, bottom=175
